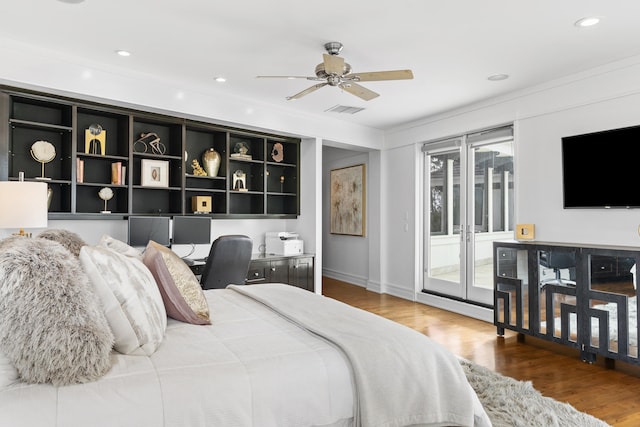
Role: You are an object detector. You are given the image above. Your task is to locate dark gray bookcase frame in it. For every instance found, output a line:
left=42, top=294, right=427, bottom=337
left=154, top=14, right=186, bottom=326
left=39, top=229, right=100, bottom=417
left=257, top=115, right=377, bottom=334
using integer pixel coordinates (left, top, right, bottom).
left=0, top=86, right=300, bottom=220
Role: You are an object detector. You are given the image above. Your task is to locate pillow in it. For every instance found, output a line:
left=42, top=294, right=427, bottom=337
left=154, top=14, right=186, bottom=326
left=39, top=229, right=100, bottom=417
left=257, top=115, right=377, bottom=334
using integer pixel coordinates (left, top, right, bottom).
left=143, top=240, right=211, bottom=325
left=97, top=234, right=143, bottom=260
left=0, top=238, right=113, bottom=385
left=79, top=245, right=167, bottom=356
left=0, top=235, right=22, bottom=251
left=37, top=228, right=87, bottom=257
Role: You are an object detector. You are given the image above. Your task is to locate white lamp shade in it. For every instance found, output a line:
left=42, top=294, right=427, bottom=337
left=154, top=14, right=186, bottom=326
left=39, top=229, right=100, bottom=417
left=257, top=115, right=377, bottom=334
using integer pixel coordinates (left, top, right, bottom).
left=0, top=181, right=48, bottom=229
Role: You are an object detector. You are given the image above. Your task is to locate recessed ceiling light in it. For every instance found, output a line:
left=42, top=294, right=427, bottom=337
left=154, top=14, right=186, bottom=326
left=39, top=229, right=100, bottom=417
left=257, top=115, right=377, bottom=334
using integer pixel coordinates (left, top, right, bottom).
left=57, top=0, right=85, bottom=3
left=115, top=50, right=131, bottom=57
left=575, top=17, right=601, bottom=27
left=214, top=77, right=227, bottom=83
left=487, top=74, right=509, bottom=81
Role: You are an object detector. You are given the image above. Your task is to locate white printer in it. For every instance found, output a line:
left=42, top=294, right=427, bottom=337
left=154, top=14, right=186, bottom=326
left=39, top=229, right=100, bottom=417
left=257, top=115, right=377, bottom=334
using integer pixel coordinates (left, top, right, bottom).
left=265, top=232, right=304, bottom=256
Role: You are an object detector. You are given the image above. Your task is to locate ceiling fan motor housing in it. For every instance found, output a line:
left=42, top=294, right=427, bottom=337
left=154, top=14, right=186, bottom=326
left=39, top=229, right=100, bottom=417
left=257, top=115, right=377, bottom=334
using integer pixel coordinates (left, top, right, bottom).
left=315, top=62, right=352, bottom=81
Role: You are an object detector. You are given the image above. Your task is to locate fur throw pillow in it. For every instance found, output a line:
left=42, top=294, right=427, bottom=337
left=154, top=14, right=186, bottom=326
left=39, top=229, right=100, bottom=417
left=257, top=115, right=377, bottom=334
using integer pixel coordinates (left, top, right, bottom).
left=0, top=237, right=114, bottom=385
left=37, top=229, right=87, bottom=257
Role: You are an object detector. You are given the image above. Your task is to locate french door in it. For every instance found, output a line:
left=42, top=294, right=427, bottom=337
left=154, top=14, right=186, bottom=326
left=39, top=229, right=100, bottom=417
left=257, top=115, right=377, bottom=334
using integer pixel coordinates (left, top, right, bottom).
left=422, top=126, right=514, bottom=306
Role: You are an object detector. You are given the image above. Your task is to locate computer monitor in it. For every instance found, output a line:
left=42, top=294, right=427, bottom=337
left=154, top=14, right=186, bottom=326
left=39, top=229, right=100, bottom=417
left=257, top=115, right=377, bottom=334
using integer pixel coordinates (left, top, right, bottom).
left=127, top=216, right=171, bottom=247
left=172, top=215, right=211, bottom=245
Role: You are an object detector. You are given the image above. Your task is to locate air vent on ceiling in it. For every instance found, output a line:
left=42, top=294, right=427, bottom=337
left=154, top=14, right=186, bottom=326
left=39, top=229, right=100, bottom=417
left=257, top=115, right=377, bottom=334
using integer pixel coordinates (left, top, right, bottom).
left=325, top=105, right=366, bottom=114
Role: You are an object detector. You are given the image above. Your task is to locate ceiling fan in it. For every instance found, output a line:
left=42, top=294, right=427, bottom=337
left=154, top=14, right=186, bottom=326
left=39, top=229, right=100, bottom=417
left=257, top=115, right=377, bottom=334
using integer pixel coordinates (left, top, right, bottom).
left=256, top=42, right=414, bottom=101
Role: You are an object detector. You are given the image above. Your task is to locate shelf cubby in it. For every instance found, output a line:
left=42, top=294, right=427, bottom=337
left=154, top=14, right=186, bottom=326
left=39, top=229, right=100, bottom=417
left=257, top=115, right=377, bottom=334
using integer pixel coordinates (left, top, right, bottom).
left=76, top=184, right=128, bottom=214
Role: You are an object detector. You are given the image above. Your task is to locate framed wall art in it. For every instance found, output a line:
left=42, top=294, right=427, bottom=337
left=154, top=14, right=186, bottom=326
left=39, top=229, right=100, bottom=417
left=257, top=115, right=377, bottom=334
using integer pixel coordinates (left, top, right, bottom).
left=330, top=163, right=366, bottom=236
left=141, top=159, right=169, bottom=188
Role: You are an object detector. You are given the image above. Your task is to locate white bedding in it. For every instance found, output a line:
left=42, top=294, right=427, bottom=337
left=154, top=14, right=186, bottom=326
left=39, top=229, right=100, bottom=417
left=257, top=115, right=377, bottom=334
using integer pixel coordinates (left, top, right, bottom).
left=0, top=284, right=489, bottom=427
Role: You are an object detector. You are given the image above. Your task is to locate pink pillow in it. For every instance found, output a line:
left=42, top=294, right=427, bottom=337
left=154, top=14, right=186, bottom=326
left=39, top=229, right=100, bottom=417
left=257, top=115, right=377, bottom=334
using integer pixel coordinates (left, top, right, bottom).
left=143, top=241, right=211, bottom=325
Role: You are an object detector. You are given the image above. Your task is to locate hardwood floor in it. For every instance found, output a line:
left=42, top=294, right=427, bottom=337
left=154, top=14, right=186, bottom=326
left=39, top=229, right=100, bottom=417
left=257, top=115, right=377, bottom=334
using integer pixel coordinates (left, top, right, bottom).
left=322, top=277, right=640, bottom=427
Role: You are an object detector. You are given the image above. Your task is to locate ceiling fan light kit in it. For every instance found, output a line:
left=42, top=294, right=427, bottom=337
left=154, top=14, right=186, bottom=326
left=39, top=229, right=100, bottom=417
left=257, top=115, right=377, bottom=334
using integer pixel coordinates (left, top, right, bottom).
left=257, top=41, right=414, bottom=101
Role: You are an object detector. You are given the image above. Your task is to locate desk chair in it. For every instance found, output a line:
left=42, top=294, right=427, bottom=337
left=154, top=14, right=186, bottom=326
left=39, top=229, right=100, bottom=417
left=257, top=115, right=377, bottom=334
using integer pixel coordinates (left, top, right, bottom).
left=200, top=235, right=253, bottom=290
left=539, top=250, right=576, bottom=289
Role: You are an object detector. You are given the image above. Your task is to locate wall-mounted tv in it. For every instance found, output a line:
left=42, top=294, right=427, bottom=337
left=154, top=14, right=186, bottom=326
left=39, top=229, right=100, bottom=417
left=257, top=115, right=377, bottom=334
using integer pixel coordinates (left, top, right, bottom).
left=562, top=124, right=640, bottom=209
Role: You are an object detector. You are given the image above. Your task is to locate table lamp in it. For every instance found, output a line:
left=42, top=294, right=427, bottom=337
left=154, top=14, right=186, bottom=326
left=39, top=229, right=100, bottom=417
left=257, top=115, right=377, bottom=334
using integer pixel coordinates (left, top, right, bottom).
left=0, top=174, right=48, bottom=237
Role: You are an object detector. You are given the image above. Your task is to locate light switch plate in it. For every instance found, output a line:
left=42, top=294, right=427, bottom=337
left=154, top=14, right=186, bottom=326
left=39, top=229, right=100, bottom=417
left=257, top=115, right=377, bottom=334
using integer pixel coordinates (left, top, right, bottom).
left=516, top=224, right=535, bottom=240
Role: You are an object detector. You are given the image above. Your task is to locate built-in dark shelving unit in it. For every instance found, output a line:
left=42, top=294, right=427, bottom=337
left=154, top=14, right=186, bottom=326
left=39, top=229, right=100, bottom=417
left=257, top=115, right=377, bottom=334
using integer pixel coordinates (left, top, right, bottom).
left=0, top=87, right=301, bottom=219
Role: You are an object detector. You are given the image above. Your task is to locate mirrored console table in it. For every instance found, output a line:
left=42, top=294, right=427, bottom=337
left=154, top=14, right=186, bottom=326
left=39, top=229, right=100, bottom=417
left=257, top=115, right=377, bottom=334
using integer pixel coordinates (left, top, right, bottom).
left=494, top=240, right=640, bottom=366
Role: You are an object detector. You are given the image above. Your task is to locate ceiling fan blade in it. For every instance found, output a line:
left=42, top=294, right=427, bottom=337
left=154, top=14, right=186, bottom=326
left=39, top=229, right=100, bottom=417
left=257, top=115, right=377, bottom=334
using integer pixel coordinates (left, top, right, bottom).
left=286, top=83, right=328, bottom=100
left=323, top=54, right=345, bottom=75
left=345, top=69, right=414, bottom=82
left=339, top=82, right=379, bottom=101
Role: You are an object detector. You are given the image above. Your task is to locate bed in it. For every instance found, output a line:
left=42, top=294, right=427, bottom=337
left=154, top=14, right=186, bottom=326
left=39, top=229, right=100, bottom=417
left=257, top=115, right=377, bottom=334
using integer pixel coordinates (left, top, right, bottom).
left=0, top=233, right=491, bottom=427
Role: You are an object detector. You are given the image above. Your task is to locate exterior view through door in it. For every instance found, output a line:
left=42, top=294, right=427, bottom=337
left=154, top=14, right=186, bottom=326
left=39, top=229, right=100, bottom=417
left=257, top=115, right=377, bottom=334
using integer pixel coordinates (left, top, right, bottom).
left=423, top=125, right=514, bottom=308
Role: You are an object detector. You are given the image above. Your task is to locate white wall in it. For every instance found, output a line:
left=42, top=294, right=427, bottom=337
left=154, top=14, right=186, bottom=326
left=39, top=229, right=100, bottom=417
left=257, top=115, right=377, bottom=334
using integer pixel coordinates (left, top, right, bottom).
left=294, top=137, right=323, bottom=293
left=381, top=55, right=640, bottom=301
left=0, top=218, right=293, bottom=260
left=380, top=144, right=418, bottom=299
left=321, top=146, right=371, bottom=286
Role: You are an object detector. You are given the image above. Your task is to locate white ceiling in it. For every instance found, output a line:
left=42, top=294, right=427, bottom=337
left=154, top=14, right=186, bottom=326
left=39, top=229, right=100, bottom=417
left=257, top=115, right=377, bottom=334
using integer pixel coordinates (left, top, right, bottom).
left=3, top=1, right=640, bottom=131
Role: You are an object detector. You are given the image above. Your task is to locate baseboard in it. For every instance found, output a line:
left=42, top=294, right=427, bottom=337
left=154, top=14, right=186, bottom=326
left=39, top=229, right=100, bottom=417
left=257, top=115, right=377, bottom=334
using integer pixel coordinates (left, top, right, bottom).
left=416, top=292, right=494, bottom=323
left=323, top=270, right=494, bottom=323
left=322, top=269, right=368, bottom=288
left=379, top=282, right=417, bottom=301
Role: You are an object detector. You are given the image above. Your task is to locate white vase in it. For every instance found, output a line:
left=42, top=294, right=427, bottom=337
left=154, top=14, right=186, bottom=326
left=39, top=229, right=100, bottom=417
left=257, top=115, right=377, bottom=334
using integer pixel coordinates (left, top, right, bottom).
left=202, top=148, right=221, bottom=177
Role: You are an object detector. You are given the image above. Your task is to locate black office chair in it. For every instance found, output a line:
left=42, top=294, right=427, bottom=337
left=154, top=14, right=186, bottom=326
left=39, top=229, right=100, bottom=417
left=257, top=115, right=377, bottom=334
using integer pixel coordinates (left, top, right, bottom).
left=539, top=250, right=576, bottom=288
left=200, top=235, right=253, bottom=290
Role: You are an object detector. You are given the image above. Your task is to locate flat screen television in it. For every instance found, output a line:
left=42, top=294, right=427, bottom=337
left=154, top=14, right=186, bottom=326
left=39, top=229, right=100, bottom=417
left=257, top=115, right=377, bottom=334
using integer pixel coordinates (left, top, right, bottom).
left=562, top=124, right=640, bottom=209
left=172, top=215, right=211, bottom=245
left=128, top=216, right=171, bottom=247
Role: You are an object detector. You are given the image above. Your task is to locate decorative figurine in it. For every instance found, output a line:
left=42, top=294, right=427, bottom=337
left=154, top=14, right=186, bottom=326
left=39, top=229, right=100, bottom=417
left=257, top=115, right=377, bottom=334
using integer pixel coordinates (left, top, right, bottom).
left=85, top=123, right=106, bottom=155
left=230, top=142, right=252, bottom=160
left=233, top=170, right=247, bottom=191
left=30, top=140, right=56, bottom=180
left=134, top=132, right=165, bottom=155
left=271, top=142, right=284, bottom=162
left=191, top=159, right=207, bottom=176
left=98, top=187, right=114, bottom=213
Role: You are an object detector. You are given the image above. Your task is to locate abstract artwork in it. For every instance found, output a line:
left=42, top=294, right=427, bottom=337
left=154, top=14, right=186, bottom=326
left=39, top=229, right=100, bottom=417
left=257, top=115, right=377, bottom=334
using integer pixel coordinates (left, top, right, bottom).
left=330, top=164, right=366, bottom=236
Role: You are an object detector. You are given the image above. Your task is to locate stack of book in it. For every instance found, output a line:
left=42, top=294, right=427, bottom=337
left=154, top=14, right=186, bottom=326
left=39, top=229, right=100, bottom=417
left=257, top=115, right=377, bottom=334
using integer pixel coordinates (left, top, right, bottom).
left=76, top=158, right=84, bottom=183
left=111, top=162, right=126, bottom=185
left=230, top=152, right=252, bottom=160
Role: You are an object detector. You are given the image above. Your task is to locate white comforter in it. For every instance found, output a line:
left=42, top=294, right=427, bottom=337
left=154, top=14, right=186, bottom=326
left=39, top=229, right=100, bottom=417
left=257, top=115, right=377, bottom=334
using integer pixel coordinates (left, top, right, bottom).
left=231, top=284, right=490, bottom=427
left=0, top=284, right=490, bottom=427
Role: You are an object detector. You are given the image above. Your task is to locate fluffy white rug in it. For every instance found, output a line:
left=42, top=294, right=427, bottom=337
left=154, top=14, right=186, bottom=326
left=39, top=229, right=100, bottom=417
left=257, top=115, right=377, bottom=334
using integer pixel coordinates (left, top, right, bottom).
left=460, top=359, right=610, bottom=427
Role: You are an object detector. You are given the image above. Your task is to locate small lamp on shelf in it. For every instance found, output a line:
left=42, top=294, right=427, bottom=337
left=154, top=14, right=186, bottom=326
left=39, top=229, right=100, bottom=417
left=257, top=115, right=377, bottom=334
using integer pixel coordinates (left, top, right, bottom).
left=0, top=172, right=48, bottom=237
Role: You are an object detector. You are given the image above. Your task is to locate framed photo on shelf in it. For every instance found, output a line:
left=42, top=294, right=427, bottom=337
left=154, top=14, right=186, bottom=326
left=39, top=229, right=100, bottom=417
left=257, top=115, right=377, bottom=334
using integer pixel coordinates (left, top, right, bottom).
left=330, top=163, right=366, bottom=236
left=141, top=159, right=169, bottom=188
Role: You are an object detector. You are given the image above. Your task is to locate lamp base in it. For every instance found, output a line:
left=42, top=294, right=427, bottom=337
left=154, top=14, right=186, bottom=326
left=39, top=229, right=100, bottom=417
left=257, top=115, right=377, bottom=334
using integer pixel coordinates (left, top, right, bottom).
left=35, top=176, right=51, bottom=180
left=100, top=210, right=111, bottom=214
left=12, top=228, right=32, bottom=237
